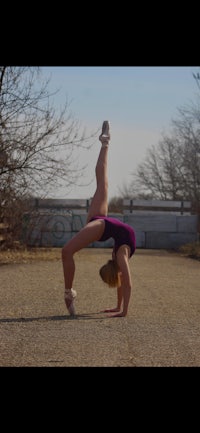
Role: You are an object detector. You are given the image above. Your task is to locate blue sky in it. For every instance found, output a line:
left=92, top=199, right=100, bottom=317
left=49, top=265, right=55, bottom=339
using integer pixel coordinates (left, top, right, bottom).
left=41, top=66, right=200, bottom=200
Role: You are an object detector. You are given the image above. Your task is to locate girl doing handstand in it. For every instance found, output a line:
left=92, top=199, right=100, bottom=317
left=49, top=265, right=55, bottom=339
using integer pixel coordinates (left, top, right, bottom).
left=62, top=121, right=136, bottom=317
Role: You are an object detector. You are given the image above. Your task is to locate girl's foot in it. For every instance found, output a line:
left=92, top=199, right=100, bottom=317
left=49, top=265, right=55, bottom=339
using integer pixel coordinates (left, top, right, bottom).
left=64, top=288, right=77, bottom=316
left=99, top=120, right=110, bottom=143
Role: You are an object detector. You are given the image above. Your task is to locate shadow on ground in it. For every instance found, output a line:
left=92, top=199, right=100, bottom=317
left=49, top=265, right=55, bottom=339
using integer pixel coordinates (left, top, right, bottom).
left=0, top=312, right=108, bottom=323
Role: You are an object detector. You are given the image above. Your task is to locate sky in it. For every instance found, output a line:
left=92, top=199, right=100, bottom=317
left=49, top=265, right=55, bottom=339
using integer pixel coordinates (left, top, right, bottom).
left=40, top=66, right=200, bottom=201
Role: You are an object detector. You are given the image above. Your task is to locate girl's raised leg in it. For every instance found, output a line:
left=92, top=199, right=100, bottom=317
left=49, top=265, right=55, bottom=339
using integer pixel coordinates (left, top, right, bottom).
left=87, top=120, right=110, bottom=223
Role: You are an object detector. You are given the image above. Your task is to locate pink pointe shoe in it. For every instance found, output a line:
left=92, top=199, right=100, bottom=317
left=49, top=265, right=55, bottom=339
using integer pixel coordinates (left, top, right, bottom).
left=64, top=288, right=77, bottom=316
left=99, top=120, right=110, bottom=144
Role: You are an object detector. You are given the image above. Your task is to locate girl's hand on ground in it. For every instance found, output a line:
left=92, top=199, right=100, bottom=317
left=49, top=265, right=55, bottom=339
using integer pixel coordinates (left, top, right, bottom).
left=103, top=307, right=120, bottom=313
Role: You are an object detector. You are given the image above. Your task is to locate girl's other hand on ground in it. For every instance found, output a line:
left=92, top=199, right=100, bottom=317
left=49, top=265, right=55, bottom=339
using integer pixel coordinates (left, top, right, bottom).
left=107, top=312, right=126, bottom=317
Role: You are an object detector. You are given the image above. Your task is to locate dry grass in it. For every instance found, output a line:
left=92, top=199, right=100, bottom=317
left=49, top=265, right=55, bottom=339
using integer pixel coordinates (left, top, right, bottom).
left=178, top=241, right=200, bottom=260
left=0, top=247, right=62, bottom=264
left=1, top=241, right=200, bottom=265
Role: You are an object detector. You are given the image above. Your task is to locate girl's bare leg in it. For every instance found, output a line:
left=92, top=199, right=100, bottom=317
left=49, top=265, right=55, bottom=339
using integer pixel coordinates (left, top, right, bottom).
left=87, top=121, right=110, bottom=223
left=62, top=220, right=105, bottom=289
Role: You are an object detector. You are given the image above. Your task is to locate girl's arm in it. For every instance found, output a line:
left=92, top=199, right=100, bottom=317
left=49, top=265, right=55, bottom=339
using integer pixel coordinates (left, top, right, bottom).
left=109, top=246, right=132, bottom=317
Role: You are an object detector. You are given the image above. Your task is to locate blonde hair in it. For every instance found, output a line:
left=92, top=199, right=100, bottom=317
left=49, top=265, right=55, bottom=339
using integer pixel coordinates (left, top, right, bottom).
left=99, top=260, right=121, bottom=288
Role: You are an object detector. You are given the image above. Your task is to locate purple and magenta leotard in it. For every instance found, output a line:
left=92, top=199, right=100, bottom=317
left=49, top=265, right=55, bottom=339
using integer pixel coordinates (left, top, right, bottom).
left=90, top=216, right=136, bottom=257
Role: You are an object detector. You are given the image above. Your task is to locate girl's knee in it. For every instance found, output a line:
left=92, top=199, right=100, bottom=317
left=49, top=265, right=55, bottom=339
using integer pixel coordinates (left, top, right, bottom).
left=62, top=244, right=73, bottom=261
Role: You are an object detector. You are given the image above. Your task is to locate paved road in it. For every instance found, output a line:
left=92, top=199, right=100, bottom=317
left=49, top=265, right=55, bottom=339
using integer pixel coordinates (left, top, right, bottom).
left=0, top=248, right=199, bottom=366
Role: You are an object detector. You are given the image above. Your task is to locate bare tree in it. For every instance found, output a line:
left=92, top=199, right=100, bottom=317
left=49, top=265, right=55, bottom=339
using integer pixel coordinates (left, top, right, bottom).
left=0, top=67, right=97, bottom=247
left=118, top=182, right=135, bottom=199
left=108, top=196, right=123, bottom=213
left=193, top=71, right=200, bottom=91
left=128, top=71, right=200, bottom=206
left=0, top=67, right=97, bottom=197
left=131, top=137, right=184, bottom=200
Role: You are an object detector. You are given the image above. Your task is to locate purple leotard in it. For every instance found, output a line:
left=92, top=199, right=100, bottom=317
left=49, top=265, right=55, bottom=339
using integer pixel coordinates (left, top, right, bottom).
left=89, top=216, right=136, bottom=257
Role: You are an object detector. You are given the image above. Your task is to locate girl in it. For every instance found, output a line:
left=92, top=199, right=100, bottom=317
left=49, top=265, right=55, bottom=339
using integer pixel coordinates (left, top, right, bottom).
left=62, top=121, right=136, bottom=317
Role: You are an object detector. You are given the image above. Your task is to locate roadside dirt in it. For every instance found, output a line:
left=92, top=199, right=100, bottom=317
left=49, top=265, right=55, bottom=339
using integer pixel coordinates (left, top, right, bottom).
left=0, top=248, right=199, bottom=366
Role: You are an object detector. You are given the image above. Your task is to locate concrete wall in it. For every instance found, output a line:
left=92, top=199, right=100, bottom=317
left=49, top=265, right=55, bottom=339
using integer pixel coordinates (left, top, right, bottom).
left=124, top=214, right=198, bottom=248
left=22, top=209, right=198, bottom=249
left=22, top=212, right=118, bottom=248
